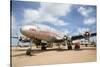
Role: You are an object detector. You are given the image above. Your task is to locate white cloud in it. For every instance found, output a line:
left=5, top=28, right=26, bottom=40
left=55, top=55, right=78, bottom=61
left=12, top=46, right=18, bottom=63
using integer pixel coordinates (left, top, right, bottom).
left=12, top=15, right=16, bottom=30
left=63, top=30, right=69, bottom=35
left=40, top=3, right=72, bottom=17
left=72, top=27, right=90, bottom=35
left=23, top=3, right=72, bottom=26
left=12, top=15, right=20, bottom=36
left=78, top=27, right=90, bottom=33
left=78, top=7, right=93, bottom=17
left=39, top=14, right=68, bottom=25
left=23, top=9, right=39, bottom=23
left=12, top=15, right=17, bottom=36
left=78, top=6, right=96, bottom=25
left=12, top=15, right=15, bottom=24
left=84, top=17, right=96, bottom=25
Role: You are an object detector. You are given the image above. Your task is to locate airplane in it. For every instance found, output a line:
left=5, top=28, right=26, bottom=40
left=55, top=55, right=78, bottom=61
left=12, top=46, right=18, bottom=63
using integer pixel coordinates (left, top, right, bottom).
left=12, top=24, right=96, bottom=56
left=72, top=31, right=96, bottom=47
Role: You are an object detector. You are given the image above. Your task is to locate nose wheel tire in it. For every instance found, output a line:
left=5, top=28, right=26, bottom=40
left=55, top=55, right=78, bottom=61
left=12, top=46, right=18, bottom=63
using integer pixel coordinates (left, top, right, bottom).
left=26, top=49, right=32, bottom=56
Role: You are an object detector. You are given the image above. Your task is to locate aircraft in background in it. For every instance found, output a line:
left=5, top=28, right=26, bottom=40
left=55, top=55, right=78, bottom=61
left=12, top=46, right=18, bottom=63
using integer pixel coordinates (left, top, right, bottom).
left=12, top=24, right=96, bottom=56
left=72, top=31, right=96, bottom=47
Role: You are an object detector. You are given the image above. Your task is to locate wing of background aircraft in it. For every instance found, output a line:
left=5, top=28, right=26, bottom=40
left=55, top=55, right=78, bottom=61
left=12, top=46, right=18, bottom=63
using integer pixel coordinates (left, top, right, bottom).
left=71, top=32, right=96, bottom=40
left=91, top=33, right=96, bottom=36
left=71, top=35, right=84, bottom=40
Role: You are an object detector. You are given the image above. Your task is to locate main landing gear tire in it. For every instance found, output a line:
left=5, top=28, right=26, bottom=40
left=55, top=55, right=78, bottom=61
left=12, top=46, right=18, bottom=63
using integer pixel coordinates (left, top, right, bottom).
left=26, top=49, right=32, bottom=56
left=94, top=45, right=96, bottom=47
left=41, top=46, right=46, bottom=50
left=85, top=44, right=88, bottom=47
left=68, top=45, right=72, bottom=50
left=41, top=43, right=47, bottom=50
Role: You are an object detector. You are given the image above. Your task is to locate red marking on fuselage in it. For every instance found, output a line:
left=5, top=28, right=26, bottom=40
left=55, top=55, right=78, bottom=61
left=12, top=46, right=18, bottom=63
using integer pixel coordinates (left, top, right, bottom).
left=29, top=28, right=36, bottom=31
left=41, top=31, right=57, bottom=36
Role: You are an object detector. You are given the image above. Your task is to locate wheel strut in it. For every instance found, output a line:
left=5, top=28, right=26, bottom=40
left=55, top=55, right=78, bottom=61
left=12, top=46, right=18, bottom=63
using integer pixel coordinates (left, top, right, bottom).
left=26, top=40, right=33, bottom=56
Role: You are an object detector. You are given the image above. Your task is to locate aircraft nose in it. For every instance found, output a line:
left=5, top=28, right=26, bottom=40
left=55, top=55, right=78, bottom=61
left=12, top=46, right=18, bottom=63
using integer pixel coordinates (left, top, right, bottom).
left=20, top=26, right=28, bottom=33
left=20, top=25, right=37, bottom=34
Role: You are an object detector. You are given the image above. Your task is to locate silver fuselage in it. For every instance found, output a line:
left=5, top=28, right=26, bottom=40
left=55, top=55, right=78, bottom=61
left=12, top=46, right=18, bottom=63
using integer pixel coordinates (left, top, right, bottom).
left=20, top=25, right=64, bottom=42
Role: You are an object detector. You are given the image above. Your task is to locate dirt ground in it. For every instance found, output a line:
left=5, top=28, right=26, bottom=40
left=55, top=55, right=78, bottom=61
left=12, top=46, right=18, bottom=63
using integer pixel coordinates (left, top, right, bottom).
left=11, top=45, right=96, bottom=67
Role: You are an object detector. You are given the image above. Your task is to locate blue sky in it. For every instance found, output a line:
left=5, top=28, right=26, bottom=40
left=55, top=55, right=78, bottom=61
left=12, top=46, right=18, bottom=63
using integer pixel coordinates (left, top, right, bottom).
left=11, top=1, right=96, bottom=45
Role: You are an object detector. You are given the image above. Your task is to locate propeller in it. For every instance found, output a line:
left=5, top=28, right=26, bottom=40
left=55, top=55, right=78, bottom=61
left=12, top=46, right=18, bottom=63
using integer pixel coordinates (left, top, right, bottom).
left=63, top=35, right=68, bottom=40
left=83, top=31, right=91, bottom=39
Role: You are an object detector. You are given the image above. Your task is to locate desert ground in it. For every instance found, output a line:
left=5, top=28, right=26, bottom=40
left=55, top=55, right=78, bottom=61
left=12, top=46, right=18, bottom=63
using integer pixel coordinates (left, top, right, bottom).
left=11, top=45, right=96, bottom=67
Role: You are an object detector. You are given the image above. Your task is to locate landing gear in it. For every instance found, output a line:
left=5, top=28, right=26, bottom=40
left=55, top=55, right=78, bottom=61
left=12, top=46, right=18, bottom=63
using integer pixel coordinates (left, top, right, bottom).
left=41, top=46, right=46, bottom=50
left=26, top=48, right=32, bottom=56
left=67, top=40, right=72, bottom=50
left=68, top=45, right=72, bottom=50
left=94, top=44, right=96, bottom=47
left=26, top=40, right=33, bottom=56
left=74, top=43, right=80, bottom=50
left=41, top=43, right=47, bottom=50
left=85, top=44, right=88, bottom=47
left=16, top=39, right=22, bottom=48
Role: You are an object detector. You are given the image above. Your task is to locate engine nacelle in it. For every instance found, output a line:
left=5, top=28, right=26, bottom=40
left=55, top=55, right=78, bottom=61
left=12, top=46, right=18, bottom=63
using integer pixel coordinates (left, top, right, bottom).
left=83, top=32, right=91, bottom=39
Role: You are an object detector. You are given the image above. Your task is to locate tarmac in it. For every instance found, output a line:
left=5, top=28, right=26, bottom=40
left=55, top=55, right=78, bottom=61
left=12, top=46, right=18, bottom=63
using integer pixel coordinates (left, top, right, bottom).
left=11, top=45, right=96, bottom=67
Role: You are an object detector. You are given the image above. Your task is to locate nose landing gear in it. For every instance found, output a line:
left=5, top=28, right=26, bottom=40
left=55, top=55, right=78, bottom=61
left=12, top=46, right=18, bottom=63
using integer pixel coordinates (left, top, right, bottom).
left=26, top=40, right=33, bottom=56
left=26, top=48, right=32, bottom=56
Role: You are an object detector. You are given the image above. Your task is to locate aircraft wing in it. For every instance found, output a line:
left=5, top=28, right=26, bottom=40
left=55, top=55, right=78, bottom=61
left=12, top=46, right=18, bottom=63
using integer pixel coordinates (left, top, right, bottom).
left=71, top=35, right=84, bottom=40
left=91, top=33, right=96, bottom=36
left=71, top=32, right=96, bottom=40
left=11, top=36, right=18, bottom=39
